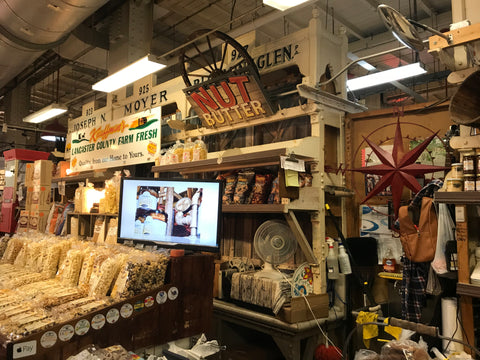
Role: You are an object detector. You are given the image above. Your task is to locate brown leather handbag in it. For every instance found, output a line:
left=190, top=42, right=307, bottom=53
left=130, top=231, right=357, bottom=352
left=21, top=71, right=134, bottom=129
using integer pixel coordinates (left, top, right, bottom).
left=398, top=197, right=438, bottom=263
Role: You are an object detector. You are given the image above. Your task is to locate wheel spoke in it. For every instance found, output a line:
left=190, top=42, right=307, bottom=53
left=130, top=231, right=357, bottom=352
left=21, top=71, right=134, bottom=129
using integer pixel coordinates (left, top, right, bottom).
left=192, top=43, right=216, bottom=73
left=206, top=35, right=218, bottom=71
left=219, top=41, right=229, bottom=72
left=180, top=30, right=258, bottom=88
left=183, top=54, right=213, bottom=74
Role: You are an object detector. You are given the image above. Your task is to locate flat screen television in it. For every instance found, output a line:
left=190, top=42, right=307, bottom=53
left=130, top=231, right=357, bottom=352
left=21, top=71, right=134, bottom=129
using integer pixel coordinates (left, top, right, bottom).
left=117, top=177, right=222, bottom=252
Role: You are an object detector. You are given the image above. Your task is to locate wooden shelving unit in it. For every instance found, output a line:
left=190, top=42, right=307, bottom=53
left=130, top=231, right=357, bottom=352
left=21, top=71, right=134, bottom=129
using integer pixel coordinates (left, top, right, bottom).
left=52, top=170, right=108, bottom=184
left=66, top=212, right=118, bottom=239
left=151, top=148, right=315, bottom=174
left=433, top=191, right=479, bottom=354
left=457, top=282, right=480, bottom=298
left=434, top=191, right=480, bottom=205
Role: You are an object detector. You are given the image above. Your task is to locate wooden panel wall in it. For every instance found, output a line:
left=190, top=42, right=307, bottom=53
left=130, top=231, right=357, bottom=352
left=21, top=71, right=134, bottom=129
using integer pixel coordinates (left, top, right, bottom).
left=344, top=101, right=452, bottom=238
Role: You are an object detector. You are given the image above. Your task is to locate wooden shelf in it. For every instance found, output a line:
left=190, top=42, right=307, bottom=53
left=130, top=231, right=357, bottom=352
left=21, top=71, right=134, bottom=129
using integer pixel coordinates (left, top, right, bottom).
left=434, top=191, right=480, bottom=204
left=222, top=203, right=317, bottom=213
left=152, top=148, right=315, bottom=174
left=52, top=171, right=108, bottom=184
left=457, top=282, right=480, bottom=298
left=68, top=212, right=118, bottom=216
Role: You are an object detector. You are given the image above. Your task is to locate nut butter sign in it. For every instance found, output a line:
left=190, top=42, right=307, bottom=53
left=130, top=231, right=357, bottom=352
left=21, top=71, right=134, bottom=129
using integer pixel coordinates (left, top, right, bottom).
left=69, top=107, right=161, bottom=172
left=184, top=74, right=274, bottom=128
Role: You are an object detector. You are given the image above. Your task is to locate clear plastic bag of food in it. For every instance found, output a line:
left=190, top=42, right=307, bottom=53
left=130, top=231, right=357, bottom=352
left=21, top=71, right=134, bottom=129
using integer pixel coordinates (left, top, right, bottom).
left=89, top=254, right=126, bottom=298
left=58, top=249, right=84, bottom=287
left=111, top=254, right=146, bottom=300
left=0, top=235, right=11, bottom=258
left=2, top=237, right=24, bottom=264
left=193, top=136, right=208, bottom=161
left=380, top=340, right=431, bottom=360
left=355, top=349, right=380, bottom=360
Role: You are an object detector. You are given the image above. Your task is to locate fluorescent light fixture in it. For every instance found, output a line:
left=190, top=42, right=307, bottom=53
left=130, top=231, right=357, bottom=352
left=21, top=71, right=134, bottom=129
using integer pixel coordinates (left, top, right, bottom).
left=92, top=54, right=166, bottom=93
left=347, top=52, right=376, bottom=71
left=23, top=103, right=68, bottom=124
left=263, top=0, right=310, bottom=11
left=41, top=135, right=62, bottom=142
left=347, top=62, right=426, bottom=91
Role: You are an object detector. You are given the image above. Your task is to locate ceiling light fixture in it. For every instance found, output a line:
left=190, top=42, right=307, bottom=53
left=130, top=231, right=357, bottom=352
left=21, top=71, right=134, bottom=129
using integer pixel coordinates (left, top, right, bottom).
left=92, top=54, right=166, bottom=93
left=346, top=62, right=427, bottom=91
left=263, top=0, right=310, bottom=11
left=22, top=103, right=68, bottom=124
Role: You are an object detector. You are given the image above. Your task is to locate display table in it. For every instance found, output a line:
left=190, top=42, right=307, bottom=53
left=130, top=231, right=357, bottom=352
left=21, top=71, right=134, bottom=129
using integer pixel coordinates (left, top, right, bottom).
left=213, top=299, right=340, bottom=360
left=0, top=254, right=214, bottom=360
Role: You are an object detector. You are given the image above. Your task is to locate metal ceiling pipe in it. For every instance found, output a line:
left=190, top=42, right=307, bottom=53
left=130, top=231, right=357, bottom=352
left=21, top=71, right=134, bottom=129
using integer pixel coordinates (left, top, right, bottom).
left=0, top=0, right=110, bottom=89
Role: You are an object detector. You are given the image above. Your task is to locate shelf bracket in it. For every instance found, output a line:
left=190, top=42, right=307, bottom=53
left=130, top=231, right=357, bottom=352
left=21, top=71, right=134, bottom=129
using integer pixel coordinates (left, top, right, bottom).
left=284, top=210, right=318, bottom=265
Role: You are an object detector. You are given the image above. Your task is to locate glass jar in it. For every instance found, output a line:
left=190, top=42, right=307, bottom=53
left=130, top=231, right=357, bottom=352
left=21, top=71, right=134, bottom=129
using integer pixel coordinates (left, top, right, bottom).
left=451, top=163, right=463, bottom=178
left=464, top=174, right=476, bottom=191
left=463, top=152, right=476, bottom=175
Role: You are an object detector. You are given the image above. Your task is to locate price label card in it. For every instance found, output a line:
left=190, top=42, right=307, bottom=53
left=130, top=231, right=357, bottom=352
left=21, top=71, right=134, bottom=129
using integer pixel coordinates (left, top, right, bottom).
left=58, top=181, right=66, bottom=196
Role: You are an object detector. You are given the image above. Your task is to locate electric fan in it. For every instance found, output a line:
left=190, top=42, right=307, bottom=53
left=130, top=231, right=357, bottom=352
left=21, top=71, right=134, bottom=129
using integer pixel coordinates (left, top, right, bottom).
left=254, top=219, right=297, bottom=280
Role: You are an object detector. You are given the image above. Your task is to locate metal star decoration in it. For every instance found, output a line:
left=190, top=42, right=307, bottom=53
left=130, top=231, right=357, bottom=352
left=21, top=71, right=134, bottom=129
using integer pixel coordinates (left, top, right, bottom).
left=351, top=119, right=448, bottom=217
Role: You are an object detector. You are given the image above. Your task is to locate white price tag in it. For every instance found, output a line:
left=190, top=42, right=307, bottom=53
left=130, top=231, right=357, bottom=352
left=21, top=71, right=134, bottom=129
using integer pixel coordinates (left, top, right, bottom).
left=58, top=181, right=66, bottom=196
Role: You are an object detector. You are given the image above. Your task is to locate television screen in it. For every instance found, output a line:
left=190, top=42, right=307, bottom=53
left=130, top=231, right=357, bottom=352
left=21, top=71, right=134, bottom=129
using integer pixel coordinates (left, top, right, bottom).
left=118, top=177, right=222, bottom=252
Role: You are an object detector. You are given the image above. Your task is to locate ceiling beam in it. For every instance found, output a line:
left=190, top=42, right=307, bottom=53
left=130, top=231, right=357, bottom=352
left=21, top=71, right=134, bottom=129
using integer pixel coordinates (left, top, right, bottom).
left=315, top=0, right=367, bottom=40
left=357, top=0, right=380, bottom=12
left=417, top=0, right=435, bottom=17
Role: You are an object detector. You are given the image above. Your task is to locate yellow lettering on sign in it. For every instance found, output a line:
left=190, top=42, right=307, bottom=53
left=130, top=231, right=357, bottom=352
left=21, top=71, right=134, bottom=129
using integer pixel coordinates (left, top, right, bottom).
left=202, top=101, right=267, bottom=128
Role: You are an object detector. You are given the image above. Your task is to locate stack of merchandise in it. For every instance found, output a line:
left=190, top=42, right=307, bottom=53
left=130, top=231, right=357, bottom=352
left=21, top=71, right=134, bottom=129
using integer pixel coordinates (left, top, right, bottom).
left=0, top=233, right=169, bottom=342
left=18, top=160, right=53, bottom=233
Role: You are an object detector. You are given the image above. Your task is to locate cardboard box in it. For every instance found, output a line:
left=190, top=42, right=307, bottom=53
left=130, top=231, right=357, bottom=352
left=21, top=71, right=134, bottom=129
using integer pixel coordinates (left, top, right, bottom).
left=277, top=294, right=329, bottom=323
left=28, top=209, right=49, bottom=232
left=33, top=160, right=53, bottom=185
left=31, top=184, right=51, bottom=207
left=54, top=161, right=70, bottom=178
left=25, top=163, right=34, bottom=186
left=25, top=186, right=33, bottom=208
left=16, top=210, right=30, bottom=233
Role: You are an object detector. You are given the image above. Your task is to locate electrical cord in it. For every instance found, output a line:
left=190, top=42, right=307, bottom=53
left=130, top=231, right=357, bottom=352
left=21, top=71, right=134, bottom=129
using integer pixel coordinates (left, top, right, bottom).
left=277, top=269, right=343, bottom=356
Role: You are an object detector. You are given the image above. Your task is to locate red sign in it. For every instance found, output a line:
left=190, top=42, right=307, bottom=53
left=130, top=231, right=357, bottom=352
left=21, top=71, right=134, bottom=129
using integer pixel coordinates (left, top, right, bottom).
left=185, top=74, right=274, bottom=128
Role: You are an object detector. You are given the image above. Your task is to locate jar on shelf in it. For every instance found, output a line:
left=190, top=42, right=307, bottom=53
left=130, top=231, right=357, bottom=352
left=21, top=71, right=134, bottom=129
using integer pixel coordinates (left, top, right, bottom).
left=464, top=174, right=476, bottom=191
left=451, top=163, right=463, bottom=178
left=476, top=148, right=480, bottom=173
left=463, top=152, right=476, bottom=175
left=446, top=178, right=463, bottom=192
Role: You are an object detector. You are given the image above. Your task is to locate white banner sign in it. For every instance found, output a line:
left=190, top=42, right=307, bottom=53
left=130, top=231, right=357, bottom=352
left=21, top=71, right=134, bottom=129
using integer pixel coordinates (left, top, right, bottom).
left=70, top=107, right=161, bottom=171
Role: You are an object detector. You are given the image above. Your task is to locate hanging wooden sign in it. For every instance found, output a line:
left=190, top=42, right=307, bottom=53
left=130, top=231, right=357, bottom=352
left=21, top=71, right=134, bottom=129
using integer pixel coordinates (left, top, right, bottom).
left=180, top=29, right=274, bottom=129
left=184, top=73, right=274, bottom=128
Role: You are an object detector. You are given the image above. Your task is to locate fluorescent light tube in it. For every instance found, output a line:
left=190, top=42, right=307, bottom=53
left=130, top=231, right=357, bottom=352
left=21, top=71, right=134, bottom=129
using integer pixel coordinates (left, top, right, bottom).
left=263, top=0, right=310, bottom=11
left=23, top=103, right=67, bottom=123
left=347, top=62, right=426, bottom=91
left=92, top=54, right=166, bottom=93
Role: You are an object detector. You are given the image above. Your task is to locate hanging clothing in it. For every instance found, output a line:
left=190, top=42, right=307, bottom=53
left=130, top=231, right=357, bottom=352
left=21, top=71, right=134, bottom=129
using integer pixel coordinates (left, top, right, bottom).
left=401, top=257, right=430, bottom=322
left=399, top=179, right=442, bottom=322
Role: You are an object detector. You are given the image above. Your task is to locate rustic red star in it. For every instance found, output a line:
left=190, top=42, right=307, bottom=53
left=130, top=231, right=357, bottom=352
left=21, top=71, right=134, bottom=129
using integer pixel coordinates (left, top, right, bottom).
left=351, top=120, right=448, bottom=216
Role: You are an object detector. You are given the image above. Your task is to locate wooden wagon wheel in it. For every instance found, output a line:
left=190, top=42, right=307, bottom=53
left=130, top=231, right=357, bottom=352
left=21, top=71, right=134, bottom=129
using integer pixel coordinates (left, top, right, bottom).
left=179, top=29, right=258, bottom=88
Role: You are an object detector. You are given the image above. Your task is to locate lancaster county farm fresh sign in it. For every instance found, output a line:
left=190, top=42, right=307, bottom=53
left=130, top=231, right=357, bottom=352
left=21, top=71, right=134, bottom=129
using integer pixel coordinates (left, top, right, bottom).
left=184, top=73, right=274, bottom=128
left=70, top=107, right=161, bottom=172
